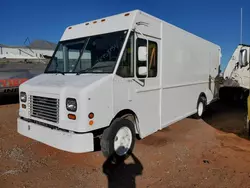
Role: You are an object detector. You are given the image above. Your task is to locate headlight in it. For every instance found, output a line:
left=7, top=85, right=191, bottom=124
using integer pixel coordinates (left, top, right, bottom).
left=20, top=92, right=27, bottom=102
left=66, top=98, right=77, bottom=112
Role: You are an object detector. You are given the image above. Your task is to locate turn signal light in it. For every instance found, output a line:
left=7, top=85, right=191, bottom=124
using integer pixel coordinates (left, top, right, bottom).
left=68, top=114, right=76, bottom=120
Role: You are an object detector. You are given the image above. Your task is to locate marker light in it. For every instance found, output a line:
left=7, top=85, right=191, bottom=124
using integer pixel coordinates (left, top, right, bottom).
left=124, top=13, right=130, bottom=16
left=89, top=120, right=94, bottom=126
left=101, top=19, right=106, bottom=22
left=88, top=112, right=94, bottom=119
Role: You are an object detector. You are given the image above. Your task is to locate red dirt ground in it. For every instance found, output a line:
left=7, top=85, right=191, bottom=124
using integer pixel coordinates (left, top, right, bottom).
left=1, top=100, right=250, bottom=188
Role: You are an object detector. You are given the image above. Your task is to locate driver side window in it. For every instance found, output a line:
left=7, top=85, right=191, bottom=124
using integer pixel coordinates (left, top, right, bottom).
left=148, top=41, right=158, bottom=77
left=136, top=39, right=158, bottom=78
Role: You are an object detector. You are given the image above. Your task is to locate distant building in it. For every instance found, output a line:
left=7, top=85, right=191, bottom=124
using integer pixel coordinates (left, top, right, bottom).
left=0, top=40, right=56, bottom=60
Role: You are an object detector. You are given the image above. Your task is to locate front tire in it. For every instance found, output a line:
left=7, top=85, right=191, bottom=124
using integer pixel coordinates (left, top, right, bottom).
left=100, top=118, right=136, bottom=162
left=193, top=96, right=206, bottom=119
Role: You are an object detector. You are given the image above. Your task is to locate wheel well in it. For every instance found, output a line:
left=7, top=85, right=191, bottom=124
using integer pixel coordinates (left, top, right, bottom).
left=112, top=109, right=141, bottom=139
left=199, top=92, right=207, bottom=104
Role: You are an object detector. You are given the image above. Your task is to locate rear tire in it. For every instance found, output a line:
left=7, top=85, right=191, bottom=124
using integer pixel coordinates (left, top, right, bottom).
left=100, top=118, right=136, bottom=163
left=193, top=96, right=206, bottom=119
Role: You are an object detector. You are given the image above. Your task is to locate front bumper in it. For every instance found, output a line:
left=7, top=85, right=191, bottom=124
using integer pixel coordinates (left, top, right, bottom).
left=17, top=118, right=94, bottom=153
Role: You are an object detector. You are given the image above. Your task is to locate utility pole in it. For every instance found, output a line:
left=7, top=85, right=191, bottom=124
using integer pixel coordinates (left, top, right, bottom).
left=240, top=8, right=243, bottom=44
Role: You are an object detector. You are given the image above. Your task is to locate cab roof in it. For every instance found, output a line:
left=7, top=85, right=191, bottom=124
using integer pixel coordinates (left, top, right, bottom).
left=60, top=10, right=140, bottom=41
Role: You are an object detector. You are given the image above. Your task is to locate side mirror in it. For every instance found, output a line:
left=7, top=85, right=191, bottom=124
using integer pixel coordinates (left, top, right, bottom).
left=138, top=46, right=147, bottom=62
left=239, top=49, right=248, bottom=67
left=138, top=66, right=147, bottom=76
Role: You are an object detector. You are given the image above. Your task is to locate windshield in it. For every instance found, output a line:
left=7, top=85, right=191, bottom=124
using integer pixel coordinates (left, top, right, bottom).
left=45, top=30, right=128, bottom=74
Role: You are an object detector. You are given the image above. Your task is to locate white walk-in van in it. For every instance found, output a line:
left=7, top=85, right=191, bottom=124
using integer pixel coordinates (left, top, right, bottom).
left=17, top=10, right=221, bottom=160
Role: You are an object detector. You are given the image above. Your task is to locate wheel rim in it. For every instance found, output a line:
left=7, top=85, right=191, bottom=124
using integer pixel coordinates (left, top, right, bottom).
left=198, top=102, right=203, bottom=116
left=114, top=126, right=132, bottom=156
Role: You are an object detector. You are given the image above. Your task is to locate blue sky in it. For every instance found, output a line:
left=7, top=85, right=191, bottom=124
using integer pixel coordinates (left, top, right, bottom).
left=1, top=0, right=250, bottom=70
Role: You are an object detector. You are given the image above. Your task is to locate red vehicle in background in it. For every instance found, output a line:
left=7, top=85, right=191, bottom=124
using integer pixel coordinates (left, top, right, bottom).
left=0, top=78, right=28, bottom=94
left=0, top=61, right=46, bottom=96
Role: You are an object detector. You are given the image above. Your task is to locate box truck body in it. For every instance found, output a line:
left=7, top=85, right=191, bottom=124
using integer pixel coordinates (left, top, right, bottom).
left=17, top=10, right=221, bottom=159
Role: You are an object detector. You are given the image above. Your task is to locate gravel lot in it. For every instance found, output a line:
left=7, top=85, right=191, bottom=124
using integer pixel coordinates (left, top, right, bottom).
left=1, top=97, right=250, bottom=188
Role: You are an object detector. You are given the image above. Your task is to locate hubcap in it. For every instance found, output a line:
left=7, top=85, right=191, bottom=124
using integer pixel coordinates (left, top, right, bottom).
left=198, top=102, right=203, bottom=116
left=114, top=126, right=132, bottom=156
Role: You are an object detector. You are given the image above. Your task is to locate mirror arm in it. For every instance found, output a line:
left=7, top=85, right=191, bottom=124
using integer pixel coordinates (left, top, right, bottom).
left=134, top=25, right=148, bottom=41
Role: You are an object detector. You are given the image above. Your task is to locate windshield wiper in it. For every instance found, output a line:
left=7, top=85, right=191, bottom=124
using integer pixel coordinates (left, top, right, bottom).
left=76, top=68, right=93, bottom=75
left=76, top=65, right=112, bottom=75
left=46, top=70, right=65, bottom=75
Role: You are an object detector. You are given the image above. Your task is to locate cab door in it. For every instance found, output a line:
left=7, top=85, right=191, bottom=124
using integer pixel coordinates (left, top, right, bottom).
left=113, top=32, right=161, bottom=138
left=132, top=34, right=161, bottom=138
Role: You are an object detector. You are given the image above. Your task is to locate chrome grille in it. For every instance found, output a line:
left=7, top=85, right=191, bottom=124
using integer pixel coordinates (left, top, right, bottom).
left=30, top=95, right=59, bottom=123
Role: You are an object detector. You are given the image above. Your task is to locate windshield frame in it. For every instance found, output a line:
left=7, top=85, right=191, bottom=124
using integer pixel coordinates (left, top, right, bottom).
left=44, top=43, right=61, bottom=73
left=44, top=30, right=129, bottom=75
